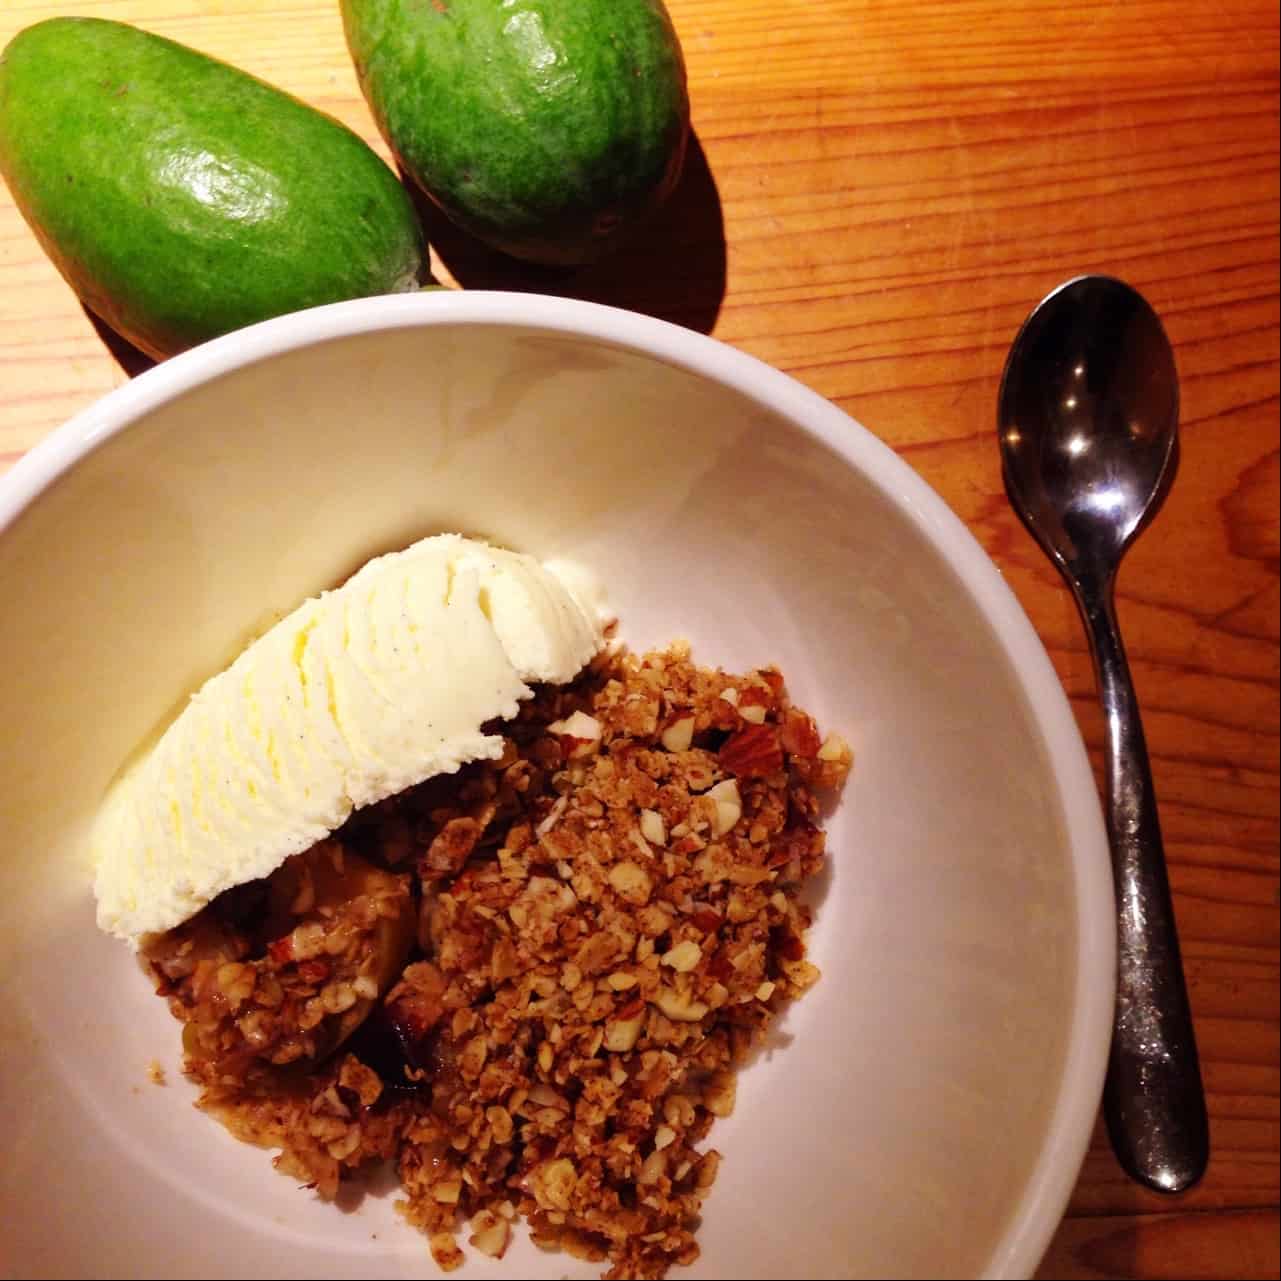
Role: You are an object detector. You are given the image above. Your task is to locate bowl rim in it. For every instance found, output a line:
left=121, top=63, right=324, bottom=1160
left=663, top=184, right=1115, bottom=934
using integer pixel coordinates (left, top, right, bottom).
left=0, top=290, right=1115, bottom=1279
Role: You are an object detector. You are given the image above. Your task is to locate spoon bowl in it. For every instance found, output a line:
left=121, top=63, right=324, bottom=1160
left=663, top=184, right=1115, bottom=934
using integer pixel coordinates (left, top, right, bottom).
left=1000, top=276, right=1180, bottom=575
left=998, top=274, right=1208, bottom=1196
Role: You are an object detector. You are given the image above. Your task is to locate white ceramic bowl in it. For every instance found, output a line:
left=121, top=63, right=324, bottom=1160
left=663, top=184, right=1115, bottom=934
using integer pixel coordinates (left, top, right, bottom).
left=0, top=292, right=1113, bottom=1280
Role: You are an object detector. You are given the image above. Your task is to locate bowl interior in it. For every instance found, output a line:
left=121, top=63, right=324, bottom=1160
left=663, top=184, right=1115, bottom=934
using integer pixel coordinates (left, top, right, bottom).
left=0, top=303, right=1097, bottom=1280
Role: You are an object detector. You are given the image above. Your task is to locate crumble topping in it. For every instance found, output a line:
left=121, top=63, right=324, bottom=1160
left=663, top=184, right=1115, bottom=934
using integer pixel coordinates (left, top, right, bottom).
left=145, top=645, right=852, bottom=1280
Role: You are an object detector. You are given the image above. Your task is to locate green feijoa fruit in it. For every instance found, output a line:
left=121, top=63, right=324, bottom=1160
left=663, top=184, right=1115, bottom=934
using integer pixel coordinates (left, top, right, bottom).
left=341, top=0, right=689, bottom=266
left=0, top=18, right=425, bottom=358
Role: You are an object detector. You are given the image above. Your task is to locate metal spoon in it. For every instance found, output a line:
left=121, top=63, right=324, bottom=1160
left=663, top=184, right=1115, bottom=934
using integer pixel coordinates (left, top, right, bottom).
left=998, top=275, right=1209, bottom=1194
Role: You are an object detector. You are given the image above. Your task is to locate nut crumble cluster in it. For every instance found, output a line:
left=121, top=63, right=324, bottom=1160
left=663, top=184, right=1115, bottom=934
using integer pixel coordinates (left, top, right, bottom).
left=144, top=644, right=852, bottom=1280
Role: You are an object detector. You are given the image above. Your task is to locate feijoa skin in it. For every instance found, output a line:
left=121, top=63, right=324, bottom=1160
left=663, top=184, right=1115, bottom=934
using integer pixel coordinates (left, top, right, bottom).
left=341, top=0, right=690, bottom=266
left=0, top=18, right=425, bottom=358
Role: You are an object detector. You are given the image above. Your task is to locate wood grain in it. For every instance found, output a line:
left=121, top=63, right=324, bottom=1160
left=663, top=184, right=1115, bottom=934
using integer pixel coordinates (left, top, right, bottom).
left=1, top=2, right=1277, bottom=1277
left=1037, top=1209, right=1280, bottom=1280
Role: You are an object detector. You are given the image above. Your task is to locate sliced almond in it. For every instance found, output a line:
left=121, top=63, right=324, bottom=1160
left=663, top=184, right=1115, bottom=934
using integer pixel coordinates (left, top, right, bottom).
left=604, top=1005, right=645, bottom=1052
left=547, top=711, right=602, bottom=758
left=547, top=710, right=601, bottom=740
left=660, top=715, right=695, bottom=753
left=638, top=1148, right=668, bottom=1185
left=661, top=939, right=702, bottom=973
left=429, top=1232, right=464, bottom=1272
left=468, top=1210, right=511, bottom=1259
left=535, top=795, right=568, bottom=837
left=781, top=954, right=822, bottom=991
left=608, top=860, right=652, bottom=905
left=629, top=826, right=655, bottom=860
left=706, top=778, right=742, bottom=837
left=653, top=986, right=709, bottom=1023
left=639, top=808, right=667, bottom=846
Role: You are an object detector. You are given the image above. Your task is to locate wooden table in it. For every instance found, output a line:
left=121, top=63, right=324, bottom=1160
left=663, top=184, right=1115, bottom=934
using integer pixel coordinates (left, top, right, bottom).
left=1, top=1, right=1276, bottom=1276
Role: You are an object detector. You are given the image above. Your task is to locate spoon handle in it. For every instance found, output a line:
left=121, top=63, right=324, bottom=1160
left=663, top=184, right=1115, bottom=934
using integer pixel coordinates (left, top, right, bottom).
left=1076, top=576, right=1209, bottom=1193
